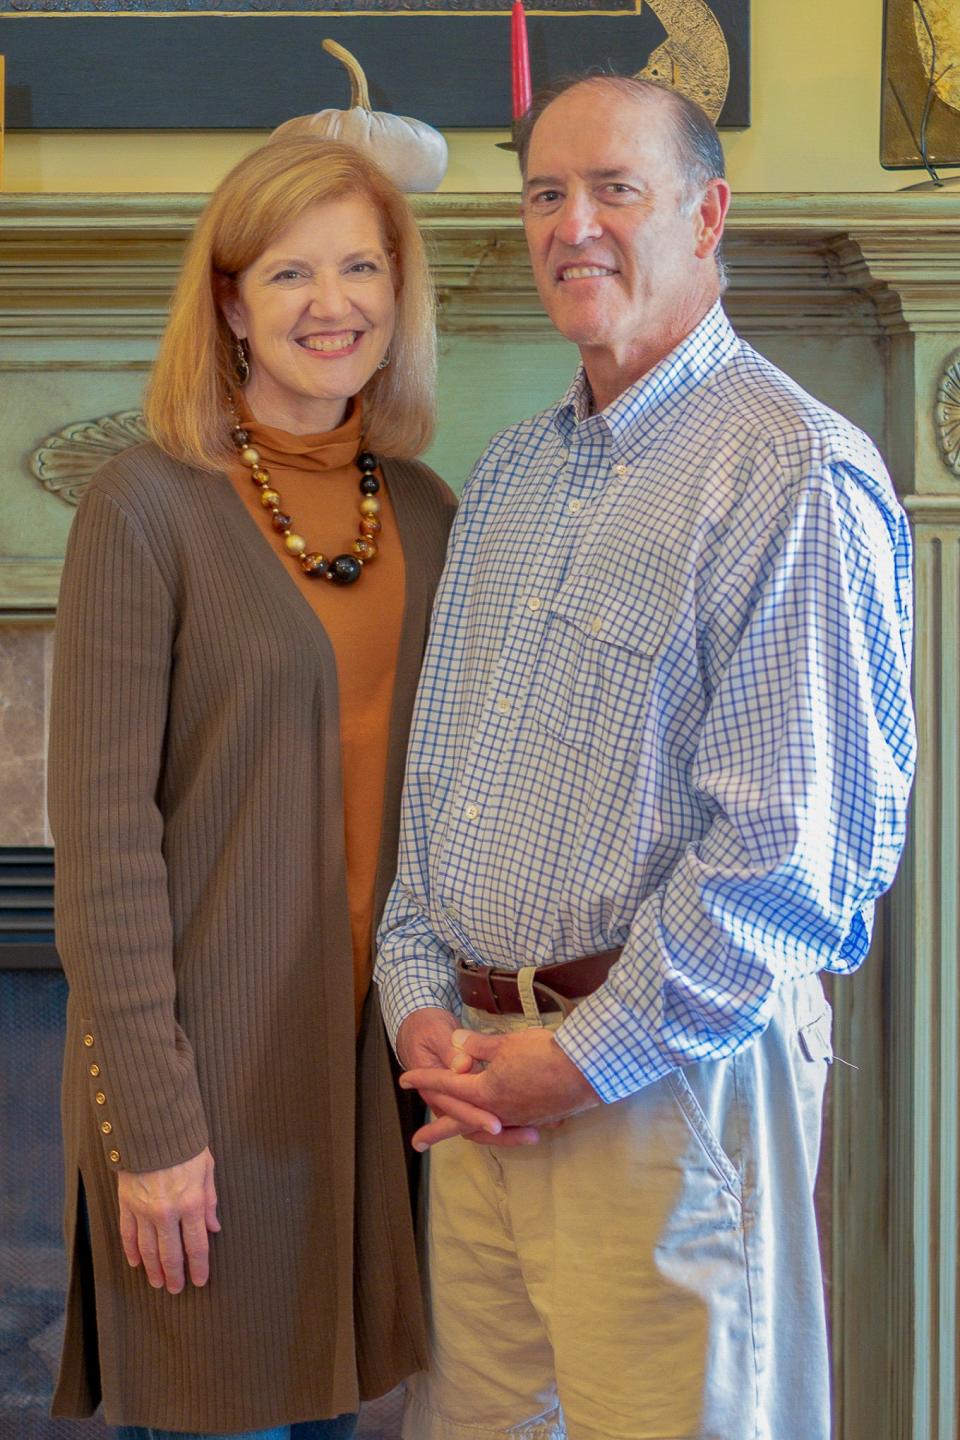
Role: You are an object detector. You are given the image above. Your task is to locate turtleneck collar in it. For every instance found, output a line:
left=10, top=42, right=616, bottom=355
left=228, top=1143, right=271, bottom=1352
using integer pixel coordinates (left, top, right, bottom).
left=235, top=395, right=364, bottom=475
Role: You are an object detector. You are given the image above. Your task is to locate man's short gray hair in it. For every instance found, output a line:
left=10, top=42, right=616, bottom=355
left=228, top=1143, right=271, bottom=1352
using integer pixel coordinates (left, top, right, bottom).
left=516, top=73, right=728, bottom=289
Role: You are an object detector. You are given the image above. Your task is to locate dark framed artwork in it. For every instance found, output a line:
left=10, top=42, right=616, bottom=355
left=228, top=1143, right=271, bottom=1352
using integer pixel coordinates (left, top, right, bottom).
left=881, top=0, right=960, bottom=170
left=0, top=0, right=749, bottom=131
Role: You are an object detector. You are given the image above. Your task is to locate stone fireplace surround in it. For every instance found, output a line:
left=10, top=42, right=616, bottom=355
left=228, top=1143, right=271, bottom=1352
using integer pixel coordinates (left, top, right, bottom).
left=2, top=190, right=960, bottom=1440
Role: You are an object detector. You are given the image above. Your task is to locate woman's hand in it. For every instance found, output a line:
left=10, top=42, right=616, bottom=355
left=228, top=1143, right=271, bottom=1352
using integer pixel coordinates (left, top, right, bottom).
left=116, top=1145, right=220, bottom=1294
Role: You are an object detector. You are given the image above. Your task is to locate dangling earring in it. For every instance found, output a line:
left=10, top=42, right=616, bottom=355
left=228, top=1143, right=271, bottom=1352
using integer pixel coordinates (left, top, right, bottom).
left=234, top=336, right=251, bottom=387
left=376, top=347, right=391, bottom=372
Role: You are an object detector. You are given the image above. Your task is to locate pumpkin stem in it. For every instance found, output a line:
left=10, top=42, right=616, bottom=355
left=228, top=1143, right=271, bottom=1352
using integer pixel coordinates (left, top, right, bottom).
left=322, top=39, right=372, bottom=111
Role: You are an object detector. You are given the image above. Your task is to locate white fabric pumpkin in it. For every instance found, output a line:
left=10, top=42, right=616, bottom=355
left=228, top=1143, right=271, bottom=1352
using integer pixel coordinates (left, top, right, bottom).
left=272, top=39, right=448, bottom=194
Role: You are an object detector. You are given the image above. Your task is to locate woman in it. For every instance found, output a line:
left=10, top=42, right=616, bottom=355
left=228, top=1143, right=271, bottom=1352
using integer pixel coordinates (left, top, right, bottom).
left=48, top=136, right=456, bottom=1439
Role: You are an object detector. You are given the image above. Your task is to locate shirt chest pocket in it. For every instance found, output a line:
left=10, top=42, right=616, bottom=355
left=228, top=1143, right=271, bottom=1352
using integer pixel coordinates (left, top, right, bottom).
left=530, top=575, right=676, bottom=768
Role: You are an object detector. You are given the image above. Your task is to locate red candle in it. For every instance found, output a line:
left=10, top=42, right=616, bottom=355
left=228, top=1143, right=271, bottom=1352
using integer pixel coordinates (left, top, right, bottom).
left=511, top=0, right=532, bottom=121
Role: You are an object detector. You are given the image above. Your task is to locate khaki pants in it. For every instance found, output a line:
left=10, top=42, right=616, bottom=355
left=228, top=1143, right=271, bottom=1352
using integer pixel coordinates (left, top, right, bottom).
left=403, top=977, right=832, bottom=1440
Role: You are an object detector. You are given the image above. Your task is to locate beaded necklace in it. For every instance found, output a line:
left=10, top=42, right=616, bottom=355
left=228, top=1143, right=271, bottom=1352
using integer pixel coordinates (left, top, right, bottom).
left=232, top=422, right=382, bottom=587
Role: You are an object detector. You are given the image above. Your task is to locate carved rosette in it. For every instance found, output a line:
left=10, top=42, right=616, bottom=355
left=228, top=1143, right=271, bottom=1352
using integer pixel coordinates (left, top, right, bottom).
left=31, top=411, right=149, bottom=506
left=937, top=352, right=960, bottom=477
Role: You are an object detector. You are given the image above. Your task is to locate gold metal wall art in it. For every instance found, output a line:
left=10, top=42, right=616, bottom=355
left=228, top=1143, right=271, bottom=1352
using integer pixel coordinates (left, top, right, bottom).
left=639, top=0, right=730, bottom=124
left=882, top=0, right=960, bottom=174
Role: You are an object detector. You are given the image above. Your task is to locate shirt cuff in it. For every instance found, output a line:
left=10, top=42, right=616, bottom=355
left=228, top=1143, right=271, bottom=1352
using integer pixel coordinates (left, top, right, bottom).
left=554, top=981, right=675, bottom=1104
left=377, top=972, right=462, bottom=1050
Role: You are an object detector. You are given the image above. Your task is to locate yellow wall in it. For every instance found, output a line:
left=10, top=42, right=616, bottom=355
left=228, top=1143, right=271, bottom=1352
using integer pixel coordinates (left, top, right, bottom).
left=4, top=0, right=913, bottom=194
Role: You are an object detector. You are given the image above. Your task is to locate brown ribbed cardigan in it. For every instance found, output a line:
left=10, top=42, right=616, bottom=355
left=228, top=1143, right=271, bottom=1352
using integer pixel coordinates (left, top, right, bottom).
left=47, top=441, right=455, bottom=1432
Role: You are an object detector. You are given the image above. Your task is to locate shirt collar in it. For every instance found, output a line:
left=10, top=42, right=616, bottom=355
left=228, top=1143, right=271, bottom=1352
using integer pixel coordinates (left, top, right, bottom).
left=552, top=301, right=739, bottom=450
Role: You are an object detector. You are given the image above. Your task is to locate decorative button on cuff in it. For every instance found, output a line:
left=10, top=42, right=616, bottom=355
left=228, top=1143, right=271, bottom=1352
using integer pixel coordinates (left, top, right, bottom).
left=108, top=1149, right=121, bottom=1164
left=82, top=1034, right=94, bottom=1047
left=95, top=1092, right=106, bottom=1105
left=100, top=1121, right=112, bottom=1135
left=89, top=1063, right=100, bottom=1077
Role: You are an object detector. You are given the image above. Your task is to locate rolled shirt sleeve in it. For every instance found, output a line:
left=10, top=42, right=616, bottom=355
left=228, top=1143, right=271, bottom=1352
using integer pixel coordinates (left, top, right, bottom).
left=556, top=459, right=915, bottom=1100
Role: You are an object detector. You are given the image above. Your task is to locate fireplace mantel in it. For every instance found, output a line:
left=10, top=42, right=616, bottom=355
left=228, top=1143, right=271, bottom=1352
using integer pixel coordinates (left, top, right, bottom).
left=2, top=189, right=960, bottom=1440
left=3, top=190, right=960, bottom=347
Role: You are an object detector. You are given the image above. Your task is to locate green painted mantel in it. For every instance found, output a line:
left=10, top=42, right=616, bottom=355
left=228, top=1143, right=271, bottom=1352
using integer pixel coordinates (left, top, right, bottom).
left=3, top=190, right=960, bottom=1439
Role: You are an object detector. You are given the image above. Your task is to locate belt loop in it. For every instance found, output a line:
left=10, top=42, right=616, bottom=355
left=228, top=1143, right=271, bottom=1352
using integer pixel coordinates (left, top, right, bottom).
left=517, top=966, right=545, bottom=1027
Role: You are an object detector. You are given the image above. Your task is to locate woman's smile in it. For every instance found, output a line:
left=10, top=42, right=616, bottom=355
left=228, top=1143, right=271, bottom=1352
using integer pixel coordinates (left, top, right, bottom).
left=224, top=194, right=397, bottom=434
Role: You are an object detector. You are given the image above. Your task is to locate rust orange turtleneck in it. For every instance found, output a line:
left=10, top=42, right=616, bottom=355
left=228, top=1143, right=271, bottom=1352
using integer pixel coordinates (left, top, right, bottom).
left=228, top=398, right=405, bottom=1029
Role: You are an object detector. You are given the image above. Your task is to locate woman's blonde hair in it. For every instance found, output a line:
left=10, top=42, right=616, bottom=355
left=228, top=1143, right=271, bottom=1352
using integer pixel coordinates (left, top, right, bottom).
left=146, top=135, right=436, bottom=471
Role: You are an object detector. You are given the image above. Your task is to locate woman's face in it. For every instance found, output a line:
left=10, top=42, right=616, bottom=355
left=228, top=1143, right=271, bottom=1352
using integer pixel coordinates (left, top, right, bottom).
left=223, top=194, right=397, bottom=434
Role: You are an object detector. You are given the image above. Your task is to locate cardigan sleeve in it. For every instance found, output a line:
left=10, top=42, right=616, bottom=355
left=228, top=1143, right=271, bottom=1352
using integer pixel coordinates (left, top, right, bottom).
left=48, top=480, right=209, bottom=1174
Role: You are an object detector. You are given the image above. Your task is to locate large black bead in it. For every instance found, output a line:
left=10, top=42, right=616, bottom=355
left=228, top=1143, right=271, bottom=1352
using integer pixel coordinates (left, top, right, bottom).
left=357, top=451, right=378, bottom=472
left=330, top=554, right=363, bottom=585
left=360, top=475, right=381, bottom=495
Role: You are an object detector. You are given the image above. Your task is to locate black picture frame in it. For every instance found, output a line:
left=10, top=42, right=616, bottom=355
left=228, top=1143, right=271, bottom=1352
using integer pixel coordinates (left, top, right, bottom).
left=0, top=1, right=749, bottom=131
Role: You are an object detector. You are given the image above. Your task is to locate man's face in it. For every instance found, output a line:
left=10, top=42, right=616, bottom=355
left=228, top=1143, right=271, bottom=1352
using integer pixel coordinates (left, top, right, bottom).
left=522, top=84, right=722, bottom=387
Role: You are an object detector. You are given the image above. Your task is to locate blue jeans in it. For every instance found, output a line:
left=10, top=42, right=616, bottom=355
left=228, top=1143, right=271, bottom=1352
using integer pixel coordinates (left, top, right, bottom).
left=116, top=1417, right=358, bottom=1440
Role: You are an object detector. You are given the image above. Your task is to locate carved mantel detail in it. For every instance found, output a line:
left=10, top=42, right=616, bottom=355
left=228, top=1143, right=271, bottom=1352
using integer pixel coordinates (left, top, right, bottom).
left=936, top=352, right=960, bottom=477
left=31, top=411, right=149, bottom=506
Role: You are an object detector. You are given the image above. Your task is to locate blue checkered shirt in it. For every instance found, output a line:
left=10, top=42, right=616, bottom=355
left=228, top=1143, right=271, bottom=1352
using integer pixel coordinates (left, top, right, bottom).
left=375, top=304, right=916, bottom=1101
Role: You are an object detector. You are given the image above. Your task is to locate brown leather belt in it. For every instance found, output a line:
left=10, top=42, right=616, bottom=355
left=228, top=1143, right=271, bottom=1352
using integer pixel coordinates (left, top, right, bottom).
left=456, top=949, right=622, bottom=1016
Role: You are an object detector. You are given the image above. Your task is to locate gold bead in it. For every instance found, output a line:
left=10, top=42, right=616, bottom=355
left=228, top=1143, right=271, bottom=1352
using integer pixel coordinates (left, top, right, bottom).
left=284, top=533, right=307, bottom=556
left=353, top=537, right=377, bottom=560
left=300, top=553, right=328, bottom=575
left=260, top=489, right=281, bottom=508
left=359, top=497, right=380, bottom=518
left=359, top=517, right=381, bottom=537
left=240, top=446, right=260, bottom=467
left=251, top=466, right=270, bottom=483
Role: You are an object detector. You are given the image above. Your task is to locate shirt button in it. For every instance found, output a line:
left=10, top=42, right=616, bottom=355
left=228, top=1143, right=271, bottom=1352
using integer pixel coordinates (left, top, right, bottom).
left=495, top=697, right=511, bottom=715
left=100, top=1121, right=113, bottom=1135
left=568, top=499, right=584, bottom=515
left=95, top=1092, right=106, bottom=1105
left=82, top=1034, right=95, bottom=1047
left=465, top=802, right=481, bottom=821
left=590, top=616, right=604, bottom=636
left=527, top=596, right=542, bottom=612
left=108, top=1149, right=121, bottom=1164
left=443, top=904, right=459, bottom=922
left=614, top=463, right=628, bottom=478
left=89, top=1063, right=100, bottom=1077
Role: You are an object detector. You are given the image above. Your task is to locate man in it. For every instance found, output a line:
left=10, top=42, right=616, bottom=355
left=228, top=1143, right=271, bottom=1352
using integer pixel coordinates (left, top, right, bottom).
left=376, top=75, right=915, bottom=1440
